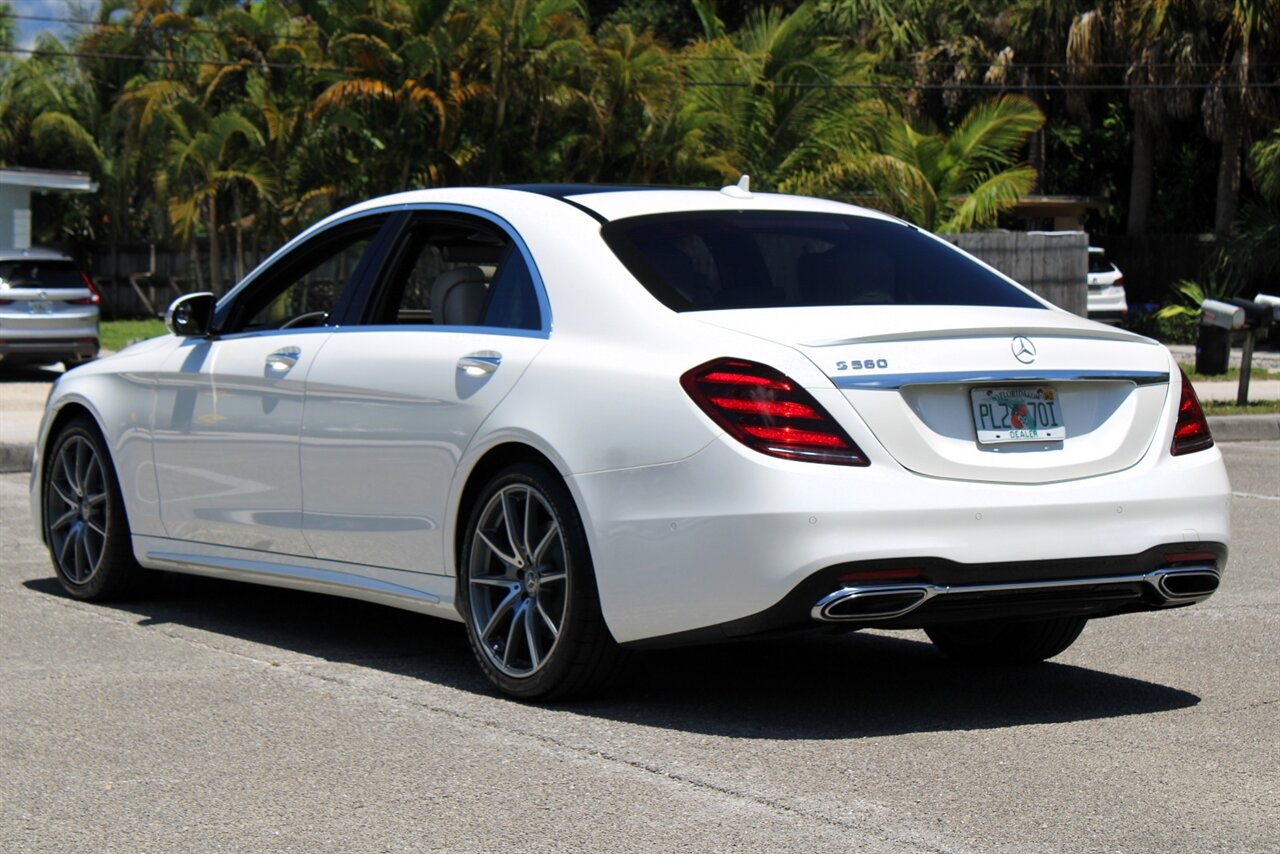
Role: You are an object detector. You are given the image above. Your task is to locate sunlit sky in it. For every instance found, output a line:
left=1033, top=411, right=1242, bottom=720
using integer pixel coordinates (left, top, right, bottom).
left=11, top=0, right=102, bottom=50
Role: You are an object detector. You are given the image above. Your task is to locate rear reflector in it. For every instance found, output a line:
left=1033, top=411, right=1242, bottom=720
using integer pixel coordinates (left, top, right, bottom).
left=681, top=358, right=869, bottom=466
left=1171, top=368, right=1214, bottom=456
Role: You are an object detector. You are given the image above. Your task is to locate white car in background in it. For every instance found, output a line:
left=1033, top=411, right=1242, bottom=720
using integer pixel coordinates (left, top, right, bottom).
left=0, top=247, right=100, bottom=366
left=30, top=186, right=1229, bottom=699
left=1087, top=245, right=1128, bottom=323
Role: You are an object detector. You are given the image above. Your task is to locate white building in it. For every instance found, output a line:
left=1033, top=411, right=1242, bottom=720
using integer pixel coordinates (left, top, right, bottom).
left=0, top=167, right=98, bottom=248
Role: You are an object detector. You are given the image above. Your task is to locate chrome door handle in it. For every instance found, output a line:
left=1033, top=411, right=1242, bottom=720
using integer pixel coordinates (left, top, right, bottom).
left=266, top=347, right=301, bottom=372
left=457, top=351, right=502, bottom=376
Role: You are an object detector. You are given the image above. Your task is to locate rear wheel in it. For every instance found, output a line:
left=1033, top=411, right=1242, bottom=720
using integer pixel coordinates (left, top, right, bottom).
left=43, top=418, right=145, bottom=600
left=458, top=463, right=620, bottom=700
left=925, top=616, right=1087, bottom=664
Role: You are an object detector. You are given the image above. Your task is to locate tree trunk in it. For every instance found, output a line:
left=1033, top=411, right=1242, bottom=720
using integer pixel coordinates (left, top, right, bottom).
left=1127, top=110, right=1155, bottom=236
left=1214, top=107, right=1243, bottom=238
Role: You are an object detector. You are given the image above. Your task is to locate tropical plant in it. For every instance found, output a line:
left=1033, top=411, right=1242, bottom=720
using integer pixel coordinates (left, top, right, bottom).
left=786, top=94, right=1045, bottom=233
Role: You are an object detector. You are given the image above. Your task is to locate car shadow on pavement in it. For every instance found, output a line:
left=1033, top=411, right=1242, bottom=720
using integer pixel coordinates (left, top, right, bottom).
left=0, top=363, right=64, bottom=382
left=24, top=572, right=1200, bottom=739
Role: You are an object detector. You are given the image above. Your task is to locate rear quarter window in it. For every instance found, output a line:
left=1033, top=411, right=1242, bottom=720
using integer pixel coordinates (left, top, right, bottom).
left=601, top=211, right=1043, bottom=311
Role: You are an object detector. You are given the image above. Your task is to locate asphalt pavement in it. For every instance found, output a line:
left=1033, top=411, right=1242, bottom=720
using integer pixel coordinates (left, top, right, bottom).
left=1, top=437, right=1277, bottom=850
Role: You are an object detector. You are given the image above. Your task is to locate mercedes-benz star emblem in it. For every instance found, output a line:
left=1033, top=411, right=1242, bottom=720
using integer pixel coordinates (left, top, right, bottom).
left=1011, top=335, right=1037, bottom=364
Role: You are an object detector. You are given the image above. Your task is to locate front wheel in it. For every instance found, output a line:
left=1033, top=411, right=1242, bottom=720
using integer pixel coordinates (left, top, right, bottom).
left=925, top=616, right=1087, bottom=664
left=43, top=418, right=145, bottom=600
left=458, top=464, right=620, bottom=700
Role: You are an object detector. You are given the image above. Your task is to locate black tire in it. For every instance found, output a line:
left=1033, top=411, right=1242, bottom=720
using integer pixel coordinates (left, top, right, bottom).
left=925, top=616, right=1087, bottom=664
left=43, top=418, right=146, bottom=600
left=458, top=463, right=621, bottom=700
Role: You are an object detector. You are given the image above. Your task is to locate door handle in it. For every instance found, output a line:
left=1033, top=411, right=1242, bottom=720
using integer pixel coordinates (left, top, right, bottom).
left=457, top=351, right=502, bottom=377
left=265, top=347, right=301, bottom=373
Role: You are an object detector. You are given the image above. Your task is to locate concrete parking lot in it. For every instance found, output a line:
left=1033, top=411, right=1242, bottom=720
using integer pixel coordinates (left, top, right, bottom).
left=1, top=443, right=1277, bottom=853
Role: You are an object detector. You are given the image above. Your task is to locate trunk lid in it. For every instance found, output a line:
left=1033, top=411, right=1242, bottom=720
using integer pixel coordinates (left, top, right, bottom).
left=694, top=306, right=1172, bottom=484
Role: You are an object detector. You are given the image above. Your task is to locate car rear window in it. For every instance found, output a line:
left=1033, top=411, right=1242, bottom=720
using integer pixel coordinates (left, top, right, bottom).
left=0, top=260, right=86, bottom=289
left=601, top=211, right=1043, bottom=311
left=1087, top=252, right=1113, bottom=274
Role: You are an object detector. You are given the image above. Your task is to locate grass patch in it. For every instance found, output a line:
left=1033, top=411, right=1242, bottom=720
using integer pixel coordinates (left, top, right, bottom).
left=101, top=318, right=168, bottom=352
left=1201, top=400, right=1280, bottom=416
left=1179, top=363, right=1279, bottom=383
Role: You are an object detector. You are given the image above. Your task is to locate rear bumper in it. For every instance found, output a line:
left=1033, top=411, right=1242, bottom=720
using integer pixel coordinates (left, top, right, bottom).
left=573, top=434, right=1232, bottom=645
left=0, top=338, right=98, bottom=363
left=625, top=544, right=1225, bottom=648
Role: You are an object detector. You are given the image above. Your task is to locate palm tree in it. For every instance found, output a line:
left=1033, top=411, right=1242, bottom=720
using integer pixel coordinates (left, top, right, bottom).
left=166, top=111, right=275, bottom=294
left=1202, top=0, right=1279, bottom=237
left=786, top=95, right=1045, bottom=233
left=462, top=0, right=591, bottom=181
left=682, top=1, right=878, bottom=190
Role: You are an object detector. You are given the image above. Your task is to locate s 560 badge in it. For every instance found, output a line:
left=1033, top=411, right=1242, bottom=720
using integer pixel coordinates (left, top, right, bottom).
left=836, top=359, right=889, bottom=371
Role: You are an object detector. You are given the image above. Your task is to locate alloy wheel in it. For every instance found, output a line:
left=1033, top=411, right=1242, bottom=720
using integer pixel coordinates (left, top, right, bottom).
left=466, top=483, right=569, bottom=678
left=46, top=434, right=109, bottom=584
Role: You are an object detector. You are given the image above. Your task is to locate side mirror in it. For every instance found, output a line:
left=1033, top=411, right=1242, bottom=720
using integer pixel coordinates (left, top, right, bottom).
left=165, top=292, right=216, bottom=338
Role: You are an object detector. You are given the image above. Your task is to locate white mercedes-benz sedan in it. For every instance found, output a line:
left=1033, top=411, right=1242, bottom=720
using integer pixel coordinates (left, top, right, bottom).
left=31, top=185, right=1230, bottom=698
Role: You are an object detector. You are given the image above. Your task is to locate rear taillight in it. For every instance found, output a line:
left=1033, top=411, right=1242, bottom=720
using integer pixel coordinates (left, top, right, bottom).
left=72, top=272, right=101, bottom=306
left=681, top=358, right=869, bottom=466
left=1114, top=276, right=1124, bottom=287
left=1171, top=368, right=1213, bottom=456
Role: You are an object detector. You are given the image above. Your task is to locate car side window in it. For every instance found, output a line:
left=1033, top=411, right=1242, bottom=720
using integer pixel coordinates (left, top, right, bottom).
left=364, top=214, right=541, bottom=331
left=221, top=216, right=386, bottom=334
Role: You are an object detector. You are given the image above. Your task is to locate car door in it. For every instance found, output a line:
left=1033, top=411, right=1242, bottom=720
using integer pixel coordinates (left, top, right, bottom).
left=152, top=213, right=394, bottom=555
left=299, top=210, right=549, bottom=574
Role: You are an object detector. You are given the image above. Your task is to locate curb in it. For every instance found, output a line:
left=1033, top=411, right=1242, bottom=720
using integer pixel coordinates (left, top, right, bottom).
left=0, top=443, right=32, bottom=475
left=2, top=418, right=1277, bottom=478
left=1206, top=414, right=1280, bottom=442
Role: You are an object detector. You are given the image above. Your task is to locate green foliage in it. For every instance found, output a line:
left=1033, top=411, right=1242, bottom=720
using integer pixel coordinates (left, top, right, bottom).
left=3, top=0, right=1273, bottom=270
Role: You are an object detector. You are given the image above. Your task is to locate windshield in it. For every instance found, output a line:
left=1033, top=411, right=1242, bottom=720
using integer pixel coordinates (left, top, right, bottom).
left=602, top=211, right=1043, bottom=312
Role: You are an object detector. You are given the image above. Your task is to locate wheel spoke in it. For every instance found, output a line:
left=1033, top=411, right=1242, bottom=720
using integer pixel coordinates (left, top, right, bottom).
left=480, top=588, right=521, bottom=642
left=51, top=508, right=78, bottom=532
left=57, top=527, right=76, bottom=568
left=500, top=491, right=523, bottom=564
left=538, top=569, right=566, bottom=585
left=476, top=529, right=519, bottom=568
left=532, top=523, right=560, bottom=564
left=502, top=601, right=527, bottom=668
left=470, top=574, right=516, bottom=588
left=85, top=519, right=107, bottom=538
left=524, top=604, right=542, bottom=669
left=51, top=480, right=76, bottom=509
left=74, top=440, right=91, bottom=495
left=536, top=600, right=560, bottom=637
left=73, top=529, right=90, bottom=581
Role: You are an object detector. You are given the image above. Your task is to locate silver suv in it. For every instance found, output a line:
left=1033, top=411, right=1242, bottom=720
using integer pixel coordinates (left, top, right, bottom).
left=0, top=248, right=99, bottom=366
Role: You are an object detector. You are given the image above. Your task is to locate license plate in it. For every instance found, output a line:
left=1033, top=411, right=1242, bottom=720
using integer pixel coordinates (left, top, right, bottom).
left=970, top=386, right=1066, bottom=444
left=27, top=300, right=54, bottom=315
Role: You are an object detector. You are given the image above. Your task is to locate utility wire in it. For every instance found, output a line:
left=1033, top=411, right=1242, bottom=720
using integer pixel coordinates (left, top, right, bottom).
left=3, top=45, right=1278, bottom=92
left=4, top=12, right=1278, bottom=71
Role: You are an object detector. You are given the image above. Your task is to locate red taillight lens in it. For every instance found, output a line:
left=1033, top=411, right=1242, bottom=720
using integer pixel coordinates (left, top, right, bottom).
left=72, top=272, right=101, bottom=305
left=681, top=358, right=869, bottom=466
left=1171, top=368, right=1213, bottom=456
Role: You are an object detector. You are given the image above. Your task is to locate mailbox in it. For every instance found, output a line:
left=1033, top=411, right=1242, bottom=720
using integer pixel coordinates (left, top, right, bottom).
left=1200, top=298, right=1246, bottom=330
left=1254, top=293, right=1280, bottom=323
left=1227, top=297, right=1275, bottom=328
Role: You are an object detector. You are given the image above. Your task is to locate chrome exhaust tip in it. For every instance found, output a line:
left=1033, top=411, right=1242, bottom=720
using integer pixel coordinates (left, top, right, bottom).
left=813, top=586, right=934, bottom=622
left=1152, top=568, right=1221, bottom=600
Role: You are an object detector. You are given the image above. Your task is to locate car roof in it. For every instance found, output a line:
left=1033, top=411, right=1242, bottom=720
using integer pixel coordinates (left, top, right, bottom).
left=0, top=247, right=75, bottom=262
